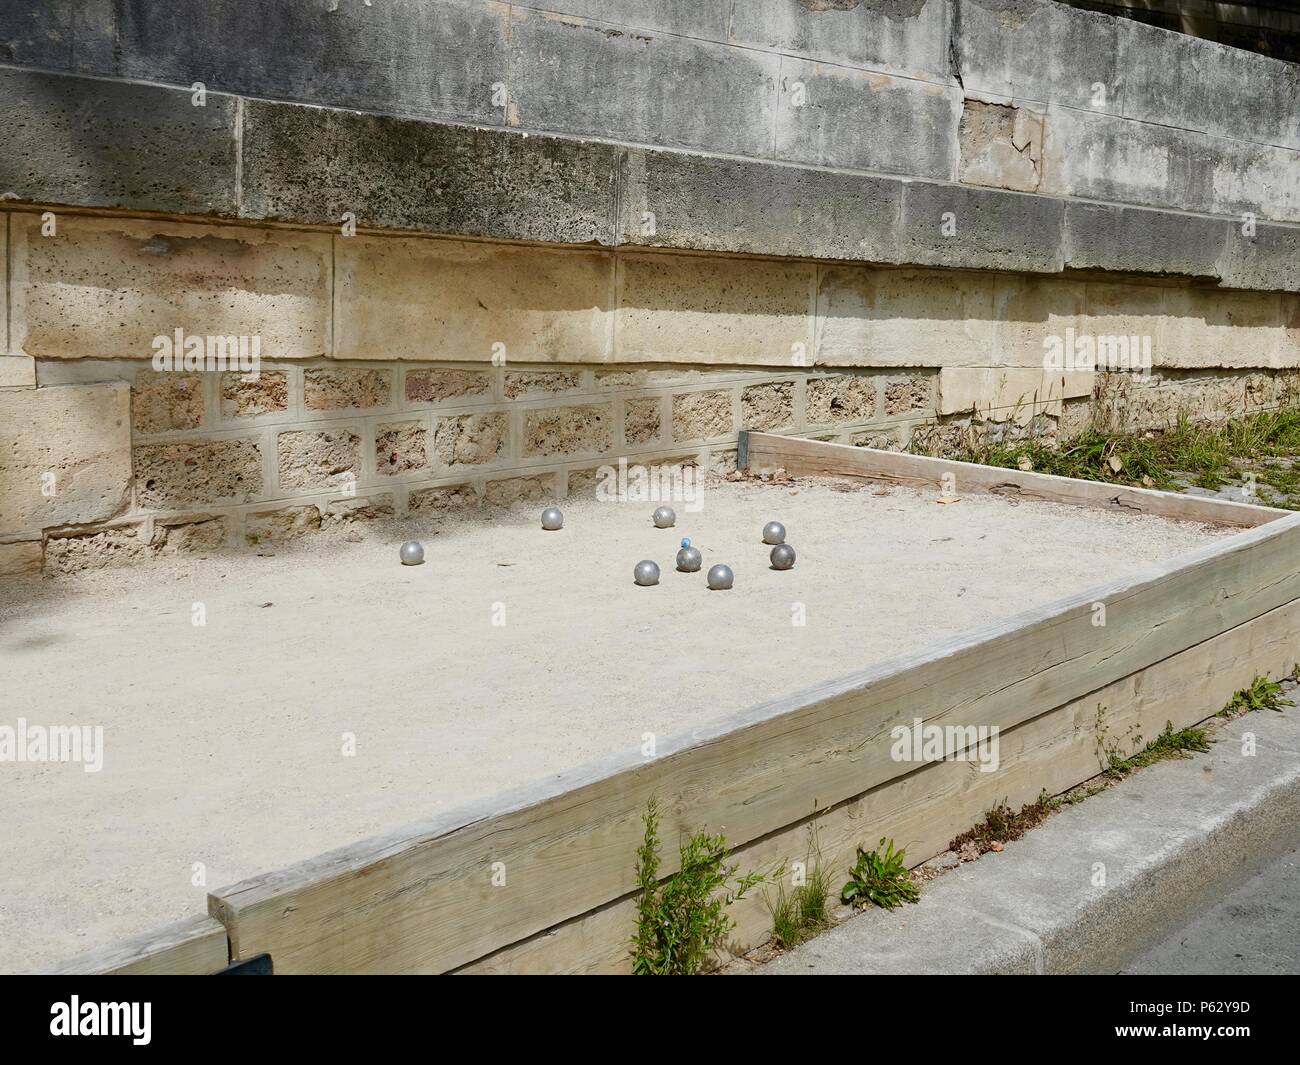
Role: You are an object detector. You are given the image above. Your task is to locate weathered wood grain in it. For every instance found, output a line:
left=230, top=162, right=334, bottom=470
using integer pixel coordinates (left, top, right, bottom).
left=209, top=486, right=1300, bottom=973
left=741, top=431, right=1286, bottom=528
left=46, top=915, right=228, bottom=976
left=461, top=597, right=1300, bottom=973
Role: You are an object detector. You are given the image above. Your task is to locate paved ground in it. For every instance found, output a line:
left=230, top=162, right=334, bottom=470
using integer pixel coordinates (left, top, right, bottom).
left=1123, top=837, right=1300, bottom=975
left=759, top=704, right=1300, bottom=975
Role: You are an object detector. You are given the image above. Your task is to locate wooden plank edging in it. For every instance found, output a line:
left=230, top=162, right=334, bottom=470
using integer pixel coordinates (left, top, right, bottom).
left=44, top=915, right=229, bottom=976
left=206, top=464, right=1300, bottom=973
left=740, top=431, right=1287, bottom=528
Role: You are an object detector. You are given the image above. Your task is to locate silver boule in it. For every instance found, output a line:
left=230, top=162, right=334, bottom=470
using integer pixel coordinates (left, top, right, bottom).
left=706, top=563, right=734, bottom=590
left=762, top=520, right=786, bottom=545
left=676, top=546, right=703, bottom=572
left=770, top=543, right=796, bottom=570
left=653, top=506, right=676, bottom=529
left=399, top=540, right=425, bottom=566
left=541, top=506, right=564, bottom=531
left=634, top=559, right=661, bottom=586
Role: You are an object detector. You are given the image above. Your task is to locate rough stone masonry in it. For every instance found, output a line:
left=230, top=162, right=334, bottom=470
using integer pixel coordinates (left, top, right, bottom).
left=1, top=0, right=1298, bottom=574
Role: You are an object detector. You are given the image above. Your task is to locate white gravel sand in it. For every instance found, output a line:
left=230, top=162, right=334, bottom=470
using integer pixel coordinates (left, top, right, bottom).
left=0, top=475, right=1233, bottom=970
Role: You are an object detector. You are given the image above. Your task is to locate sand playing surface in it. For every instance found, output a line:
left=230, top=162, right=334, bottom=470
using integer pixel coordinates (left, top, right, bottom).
left=0, top=475, right=1234, bottom=970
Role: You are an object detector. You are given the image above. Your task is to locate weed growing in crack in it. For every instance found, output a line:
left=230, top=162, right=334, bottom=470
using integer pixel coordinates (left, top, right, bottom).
left=631, top=797, right=776, bottom=975
left=841, top=837, right=919, bottom=911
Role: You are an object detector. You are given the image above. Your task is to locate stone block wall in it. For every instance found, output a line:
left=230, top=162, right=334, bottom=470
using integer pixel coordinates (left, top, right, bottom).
left=3, top=204, right=1300, bottom=574
left=25, top=357, right=938, bottom=573
left=3, top=1, right=1300, bottom=574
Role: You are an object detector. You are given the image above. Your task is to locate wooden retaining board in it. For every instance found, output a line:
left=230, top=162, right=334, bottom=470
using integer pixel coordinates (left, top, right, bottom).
left=738, top=432, right=1279, bottom=528
left=461, top=597, right=1300, bottom=972
left=46, top=916, right=229, bottom=976
left=207, top=435, right=1300, bottom=974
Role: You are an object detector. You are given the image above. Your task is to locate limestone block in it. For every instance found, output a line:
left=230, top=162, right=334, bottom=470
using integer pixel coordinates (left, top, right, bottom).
left=775, top=58, right=960, bottom=180
left=135, top=438, right=262, bottom=510
left=0, top=382, right=131, bottom=538
left=335, top=237, right=610, bottom=363
left=672, top=390, right=735, bottom=442
left=375, top=422, right=428, bottom=476
left=12, top=215, right=330, bottom=360
left=405, top=369, right=493, bottom=405
left=741, top=382, right=795, bottom=432
left=131, top=371, right=205, bottom=434
left=806, top=374, right=877, bottom=426
left=245, top=505, right=321, bottom=545
left=221, top=372, right=288, bottom=419
left=617, top=254, right=814, bottom=366
left=523, top=404, right=613, bottom=458
left=817, top=267, right=994, bottom=368
left=304, top=368, right=392, bottom=411
left=958, top=99, right=1043, bottom=193
left=433, top=413, right=508, bottom=467
left=277, top=430, right=361, bottom=492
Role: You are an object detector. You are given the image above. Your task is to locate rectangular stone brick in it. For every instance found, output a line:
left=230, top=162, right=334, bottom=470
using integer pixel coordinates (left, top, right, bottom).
left=523, top=404, right=613, bottom=458
left=883, top=374, right=938, bottom=416
left=277, top=430, right=361, bottom=492
left=1, top=382, right=131, bottom=537
left=1159, top=289, right=1286, bottom=369
left=408, top=486, right=480, bottom=514
left=245, top=505, right=321, bottom=545
left=335, top=237, right=610, bottom=363
left=242, top=100, right=618, bottom=246
left=482, top=474, right=556, bottom=506
left=405, top=368, right=492, bottom=404
left=433, top=412, right=508, bottom=467
left=304, top=368, right=392, bottom=411
left=672, top=390, right=734, bottom=442
left=504, top=371, right=582, bottom=399
left=323, top=494, right=395, bottom=527
left=939, top=368, right=1069, bottom=420
left=806, top=374, right=877, bottom=425
left=12, top=215, right=330, bottom=360
left=509, top=9, right=778, bottom=159
left=135, top=438, right=262, bottom=509
left=152, top=514, right=229, bottom=556
left=617, top=254, right=814, bottom=366
left=741, top=382, right=795, bottom=432
left=0, top=357, right=35, bottom=389
left=221, top=371, right=288, bottom=419
left=623, top=397, right=662, bottom=447
left=375, top=422, right=428, bottom=476
left=0, top=68, right=237, bottom=216
left=817, top=267, right=995, bottom=368
left=618, top=148, right=901, bottom=263
left=44, top=524, right=151, bottom=574
left=0, top=539, right=42, bottom=577
left=408, top=483, right=480, bottom=513
left=774, top=58, right=959, bottom=180
left=728, top=0, right=946, bottom=79
left=131, top=370, right=205, bottom=434
left=992, top=276, right=1088, bottom=369
left=77, top=0, right=508, bottom=125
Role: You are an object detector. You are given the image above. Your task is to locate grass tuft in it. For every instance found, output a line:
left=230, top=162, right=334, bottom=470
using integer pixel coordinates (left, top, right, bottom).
left=840, top=838, right=919, bottom=911
left=1102, top=719, right=1210, bottom=780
